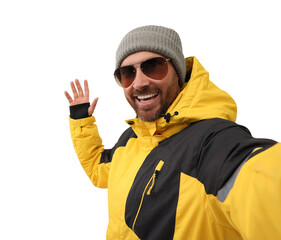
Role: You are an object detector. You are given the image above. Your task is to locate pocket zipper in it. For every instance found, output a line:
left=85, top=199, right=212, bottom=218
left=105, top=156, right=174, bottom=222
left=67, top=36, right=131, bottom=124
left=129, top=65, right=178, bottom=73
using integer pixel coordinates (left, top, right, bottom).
left=132, top=160, right=164, bottom=231
left=147, top=160, right=164, bottom=195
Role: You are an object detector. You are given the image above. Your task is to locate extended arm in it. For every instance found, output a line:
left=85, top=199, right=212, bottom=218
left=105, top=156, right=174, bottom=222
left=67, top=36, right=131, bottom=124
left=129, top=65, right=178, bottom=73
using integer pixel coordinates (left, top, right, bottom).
left=65, top=79, right=110, bottom=188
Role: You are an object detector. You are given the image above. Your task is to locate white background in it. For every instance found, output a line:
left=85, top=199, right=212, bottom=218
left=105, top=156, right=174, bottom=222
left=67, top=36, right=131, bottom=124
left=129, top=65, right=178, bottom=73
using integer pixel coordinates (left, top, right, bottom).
left=0, top=0, right=280, bottom=239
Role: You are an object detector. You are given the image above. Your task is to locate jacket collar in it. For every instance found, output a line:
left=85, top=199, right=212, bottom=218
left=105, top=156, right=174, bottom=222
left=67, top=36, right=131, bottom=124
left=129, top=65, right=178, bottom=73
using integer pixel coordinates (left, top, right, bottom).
left=126, top=56, right=237, bottom=141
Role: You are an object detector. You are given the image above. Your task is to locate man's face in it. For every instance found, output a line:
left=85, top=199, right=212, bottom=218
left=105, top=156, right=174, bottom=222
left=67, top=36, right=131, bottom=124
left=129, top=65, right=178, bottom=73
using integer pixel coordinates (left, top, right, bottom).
left=121, top=51, right=181, bottom=122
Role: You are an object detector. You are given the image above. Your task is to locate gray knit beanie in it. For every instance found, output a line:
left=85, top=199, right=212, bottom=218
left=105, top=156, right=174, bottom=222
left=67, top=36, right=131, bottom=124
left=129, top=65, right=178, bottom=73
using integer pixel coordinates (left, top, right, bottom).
left=115, top=25, right=186, bottom=86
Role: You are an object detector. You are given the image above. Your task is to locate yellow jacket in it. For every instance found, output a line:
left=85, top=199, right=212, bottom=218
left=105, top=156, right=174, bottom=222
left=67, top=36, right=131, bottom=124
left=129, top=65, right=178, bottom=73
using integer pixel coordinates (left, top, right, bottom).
left=69, top=57, right=281, bottom=239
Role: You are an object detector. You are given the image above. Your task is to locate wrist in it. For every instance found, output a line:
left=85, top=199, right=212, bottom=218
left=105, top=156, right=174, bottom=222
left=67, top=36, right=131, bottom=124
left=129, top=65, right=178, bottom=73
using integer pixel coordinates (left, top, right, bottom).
left=70, top=102, right=90, bottom=119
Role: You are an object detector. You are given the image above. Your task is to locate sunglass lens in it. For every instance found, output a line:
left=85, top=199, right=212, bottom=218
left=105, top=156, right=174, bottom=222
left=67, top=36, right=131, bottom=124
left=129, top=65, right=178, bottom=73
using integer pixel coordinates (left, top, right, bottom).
left=141, top=57, right=168, bottom=80
left=114, top=57, right=169, bottom=88
left=115, top=66, right=136, bottom=88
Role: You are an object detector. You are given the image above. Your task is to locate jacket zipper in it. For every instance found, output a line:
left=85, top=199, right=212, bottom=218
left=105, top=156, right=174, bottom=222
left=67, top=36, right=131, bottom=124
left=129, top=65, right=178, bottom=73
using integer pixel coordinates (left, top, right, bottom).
left=132, top=160, right=164, bottom=231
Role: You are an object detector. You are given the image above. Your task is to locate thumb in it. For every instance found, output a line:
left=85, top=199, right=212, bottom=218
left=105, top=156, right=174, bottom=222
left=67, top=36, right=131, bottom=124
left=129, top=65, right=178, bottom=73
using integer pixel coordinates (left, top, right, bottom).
left=88, top=98, right=99, bottom=116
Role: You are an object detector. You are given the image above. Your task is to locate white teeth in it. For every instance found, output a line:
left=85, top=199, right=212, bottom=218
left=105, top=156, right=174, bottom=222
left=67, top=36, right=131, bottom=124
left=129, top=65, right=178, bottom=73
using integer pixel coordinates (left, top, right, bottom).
left=137, top=93, right=158, bottom=100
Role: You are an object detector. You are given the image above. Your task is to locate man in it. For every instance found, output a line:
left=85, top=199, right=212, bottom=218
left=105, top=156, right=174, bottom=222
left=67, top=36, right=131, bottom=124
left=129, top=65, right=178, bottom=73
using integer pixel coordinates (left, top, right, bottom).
left=65, top=25, right=281, bottom=239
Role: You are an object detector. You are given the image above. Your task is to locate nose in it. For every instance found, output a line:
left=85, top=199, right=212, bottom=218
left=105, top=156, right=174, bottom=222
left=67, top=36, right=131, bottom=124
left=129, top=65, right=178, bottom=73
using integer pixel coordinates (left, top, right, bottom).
left=132, top=68, right=150, bottom=90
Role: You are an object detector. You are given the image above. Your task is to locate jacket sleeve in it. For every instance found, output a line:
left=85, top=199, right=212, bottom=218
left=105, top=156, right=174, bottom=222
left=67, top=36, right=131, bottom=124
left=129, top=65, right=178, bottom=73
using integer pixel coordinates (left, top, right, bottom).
left=196, top=119, right=276, bottom=195
left=193, top=119, right=280, bottom=238
left=69, top=116, right=110, bottom=188
left=221, top=142, right=281, bottom=239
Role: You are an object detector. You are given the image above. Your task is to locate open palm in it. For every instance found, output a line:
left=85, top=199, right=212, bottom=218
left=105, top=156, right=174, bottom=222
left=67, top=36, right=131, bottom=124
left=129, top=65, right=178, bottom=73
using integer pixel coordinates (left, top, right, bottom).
left=65, top=79, right=98, bottom=116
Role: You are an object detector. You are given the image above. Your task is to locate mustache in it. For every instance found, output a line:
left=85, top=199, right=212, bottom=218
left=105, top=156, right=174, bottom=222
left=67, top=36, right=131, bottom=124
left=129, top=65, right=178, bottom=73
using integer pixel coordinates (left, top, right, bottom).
left=131, top=87, right=160, bottom=97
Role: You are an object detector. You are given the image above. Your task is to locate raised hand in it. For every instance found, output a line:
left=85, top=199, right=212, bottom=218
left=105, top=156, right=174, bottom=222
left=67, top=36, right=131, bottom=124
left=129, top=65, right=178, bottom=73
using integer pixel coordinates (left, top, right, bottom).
left=64, top=79, right=98, bottom=116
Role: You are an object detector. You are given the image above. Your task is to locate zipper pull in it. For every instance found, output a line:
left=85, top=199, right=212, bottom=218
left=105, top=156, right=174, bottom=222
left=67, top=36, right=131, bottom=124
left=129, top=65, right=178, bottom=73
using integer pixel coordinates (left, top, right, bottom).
left=147, top=160, right=164, bottom=195
left=147, top=173, right=156, bottom=195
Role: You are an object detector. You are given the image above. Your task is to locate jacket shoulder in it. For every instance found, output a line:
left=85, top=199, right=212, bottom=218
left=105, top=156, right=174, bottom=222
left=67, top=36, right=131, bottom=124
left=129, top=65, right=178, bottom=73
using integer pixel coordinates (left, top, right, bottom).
left=101, top=127, right=137, bottom=164
left=114, top=127, right=137, bottom=147
left=158, top=118, right=276, bottom=194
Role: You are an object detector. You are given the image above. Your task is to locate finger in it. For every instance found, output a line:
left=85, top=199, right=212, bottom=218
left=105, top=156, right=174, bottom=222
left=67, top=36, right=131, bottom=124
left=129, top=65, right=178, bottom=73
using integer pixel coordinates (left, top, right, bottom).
left=75, top=79, right=84, bottom=97
left=64, top=91, right=73, bottom=104
left=84, top=80, right=89, bottom=99
left=70, top=81, right=78, bottom=99
left=88, top=98, right=99, bottom=116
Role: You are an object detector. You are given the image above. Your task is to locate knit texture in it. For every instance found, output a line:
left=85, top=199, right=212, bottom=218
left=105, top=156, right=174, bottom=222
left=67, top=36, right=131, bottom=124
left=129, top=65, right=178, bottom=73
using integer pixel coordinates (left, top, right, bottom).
left=115, top=25, right=186, bottom=86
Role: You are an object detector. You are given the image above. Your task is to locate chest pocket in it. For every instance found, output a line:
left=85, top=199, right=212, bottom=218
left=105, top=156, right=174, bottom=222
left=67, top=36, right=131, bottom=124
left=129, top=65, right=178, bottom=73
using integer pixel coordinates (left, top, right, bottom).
left=125, top=159, right=180, bottom=240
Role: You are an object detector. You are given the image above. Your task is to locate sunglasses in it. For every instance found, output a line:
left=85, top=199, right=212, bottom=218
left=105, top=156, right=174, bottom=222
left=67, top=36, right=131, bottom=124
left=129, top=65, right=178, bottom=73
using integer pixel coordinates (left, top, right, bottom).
left=114, top=57, right=171, bottom=88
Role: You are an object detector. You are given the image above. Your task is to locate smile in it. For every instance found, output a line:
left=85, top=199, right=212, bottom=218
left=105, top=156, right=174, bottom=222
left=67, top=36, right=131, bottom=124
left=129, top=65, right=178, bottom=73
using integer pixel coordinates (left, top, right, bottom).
left=136, top=93, right=159, bottom=102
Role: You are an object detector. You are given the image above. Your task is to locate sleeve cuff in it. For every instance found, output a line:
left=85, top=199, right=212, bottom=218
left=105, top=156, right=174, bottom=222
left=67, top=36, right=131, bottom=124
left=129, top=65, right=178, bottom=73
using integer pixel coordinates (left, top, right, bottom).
left=70, top=102, right=90, bottom=119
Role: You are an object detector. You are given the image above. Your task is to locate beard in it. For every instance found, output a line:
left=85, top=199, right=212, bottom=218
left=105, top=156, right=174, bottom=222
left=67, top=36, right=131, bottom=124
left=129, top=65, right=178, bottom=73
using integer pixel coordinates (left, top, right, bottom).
left=136, top=101, right=168, bottom=122
left=127, top=86, right=175, bottom=122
